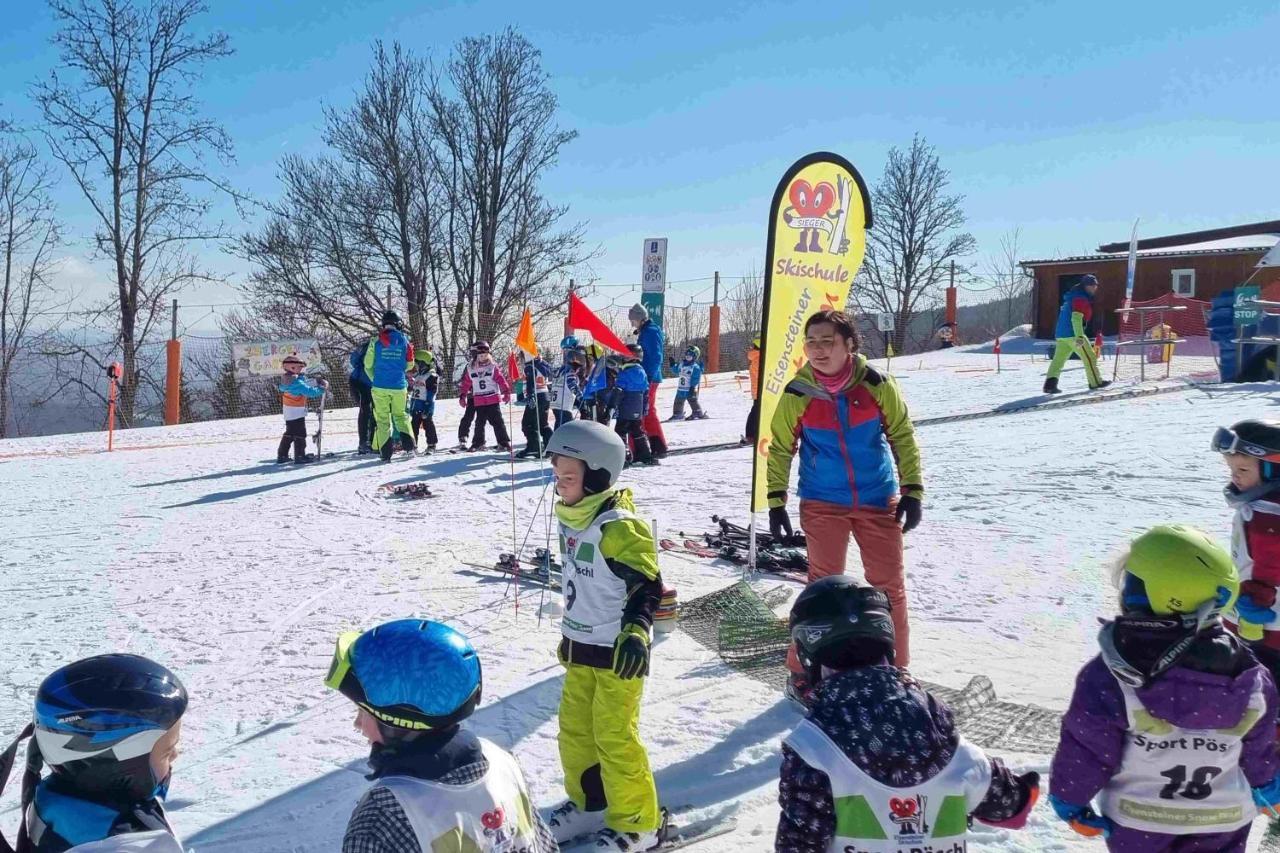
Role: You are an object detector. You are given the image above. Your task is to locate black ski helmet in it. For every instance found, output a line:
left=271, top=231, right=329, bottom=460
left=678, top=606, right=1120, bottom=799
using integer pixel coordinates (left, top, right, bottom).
left=626, top=343, right=643, bottom=361
left=380, top=310, right=402, bottom=330
left=1213, top=419, right=1280, bottom=481
left=33, top=654, right=188, bottom=802
left=789, top=576, right=895, bottom=671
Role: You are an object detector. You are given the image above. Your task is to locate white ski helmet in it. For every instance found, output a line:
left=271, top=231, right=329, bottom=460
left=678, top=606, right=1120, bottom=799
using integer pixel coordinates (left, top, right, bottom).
left=546, top=420, right=626, bottom=495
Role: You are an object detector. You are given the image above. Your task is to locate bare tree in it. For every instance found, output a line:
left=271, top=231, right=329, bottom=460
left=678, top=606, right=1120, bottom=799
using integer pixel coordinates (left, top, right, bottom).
left=1, top=134, right=62, bottom=437
left=981, top=226, right=1033, bottom=333
left=238, top=43, right=441, bottom=349
left=426, top=28, right=588, bottom=346
left=725, top=264, right=764, bottom=334
left=33, top=0, right=234, bottom=425
left=856, top=134, right=975, bottom=352
left=239, top=33, right=586, bottom=388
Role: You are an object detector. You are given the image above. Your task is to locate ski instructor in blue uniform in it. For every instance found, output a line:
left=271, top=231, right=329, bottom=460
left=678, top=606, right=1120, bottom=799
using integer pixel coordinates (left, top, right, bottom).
left=1043, top=274, right=1109, bottom=394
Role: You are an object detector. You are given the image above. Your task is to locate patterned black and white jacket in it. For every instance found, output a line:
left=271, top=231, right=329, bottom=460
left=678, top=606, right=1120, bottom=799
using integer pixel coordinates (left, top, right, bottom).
left=775, top=666, right=1037, bottom=852
left=342, top=726, right=558, bottom=853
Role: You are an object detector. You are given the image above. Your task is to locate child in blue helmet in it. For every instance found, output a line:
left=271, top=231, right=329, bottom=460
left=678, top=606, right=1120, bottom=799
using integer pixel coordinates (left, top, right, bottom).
left=326, top=619, right=558, bottom=853
left=550, top=336, right=584, bottom=431
left=0, top=654, right=189, bottom=852
left=610, top=346, right=655, bottom=466
left=668, top=346, right=706, bottom=422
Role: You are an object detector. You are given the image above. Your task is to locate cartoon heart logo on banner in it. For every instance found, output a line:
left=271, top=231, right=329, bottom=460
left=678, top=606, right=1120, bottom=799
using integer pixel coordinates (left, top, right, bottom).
left=889, top=797, right=918, bottom=818
left=788, top=179, right=836, bottom=218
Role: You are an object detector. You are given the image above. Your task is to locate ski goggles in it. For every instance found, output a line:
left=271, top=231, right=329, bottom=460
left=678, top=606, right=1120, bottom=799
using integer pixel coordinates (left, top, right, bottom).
left=1211, top=427, right=1280, bottom=460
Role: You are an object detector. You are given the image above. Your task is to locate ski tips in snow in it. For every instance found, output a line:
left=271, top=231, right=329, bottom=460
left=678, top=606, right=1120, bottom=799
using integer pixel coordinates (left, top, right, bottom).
left=379, top=481, right=436, bottom=499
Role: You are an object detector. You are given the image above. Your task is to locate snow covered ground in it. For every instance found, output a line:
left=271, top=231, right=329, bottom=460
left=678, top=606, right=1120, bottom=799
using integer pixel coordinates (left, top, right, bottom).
left=2, top=343, right=1276, bottom=851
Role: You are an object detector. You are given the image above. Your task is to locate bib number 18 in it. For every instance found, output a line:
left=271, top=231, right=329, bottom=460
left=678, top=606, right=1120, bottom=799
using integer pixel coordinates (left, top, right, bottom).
left=1159, top=765, right=1222, bottom=801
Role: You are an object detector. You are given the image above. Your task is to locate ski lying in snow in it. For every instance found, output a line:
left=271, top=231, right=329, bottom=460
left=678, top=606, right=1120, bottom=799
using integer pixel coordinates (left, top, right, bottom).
left=378, top=481, right=436, bottom=499
left=659, top=538, right=719, bottom=559
left=466, top=552, right=563, bottom=588
left=558, top=811, right=738, bottom=851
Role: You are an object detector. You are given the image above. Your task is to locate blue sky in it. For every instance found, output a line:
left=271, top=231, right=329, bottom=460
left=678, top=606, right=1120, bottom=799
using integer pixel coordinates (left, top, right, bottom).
left=3, top=0, right=1278, bottom=321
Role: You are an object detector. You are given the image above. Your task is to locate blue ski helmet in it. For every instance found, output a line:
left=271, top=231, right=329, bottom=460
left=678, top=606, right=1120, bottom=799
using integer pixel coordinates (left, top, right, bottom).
left=33, top=654, right=188, bottom=801
left=560, top=335, right=579, bottom=350
left=325, top=619, right=481, bottom=734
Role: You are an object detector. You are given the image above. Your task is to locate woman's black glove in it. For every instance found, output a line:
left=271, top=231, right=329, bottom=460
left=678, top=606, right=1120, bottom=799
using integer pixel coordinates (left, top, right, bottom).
left=769, top=506, right=793, bottom=539
left=896, top=495, right=922, bottom=533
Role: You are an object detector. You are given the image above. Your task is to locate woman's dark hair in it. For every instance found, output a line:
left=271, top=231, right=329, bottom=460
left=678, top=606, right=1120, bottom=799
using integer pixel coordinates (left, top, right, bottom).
left=804, top=310, right=861, bottom=351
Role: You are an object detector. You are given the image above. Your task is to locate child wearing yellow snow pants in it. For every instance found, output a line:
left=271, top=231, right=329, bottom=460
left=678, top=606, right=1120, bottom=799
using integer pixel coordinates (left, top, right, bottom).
left=545, top=419, right=665, bottom=851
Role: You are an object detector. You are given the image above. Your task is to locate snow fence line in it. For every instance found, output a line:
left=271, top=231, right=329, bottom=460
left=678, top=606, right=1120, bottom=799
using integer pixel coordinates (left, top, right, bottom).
left=664, top=373, right=1218, bottom=459
left=677, top=581, right=1064, bottom=754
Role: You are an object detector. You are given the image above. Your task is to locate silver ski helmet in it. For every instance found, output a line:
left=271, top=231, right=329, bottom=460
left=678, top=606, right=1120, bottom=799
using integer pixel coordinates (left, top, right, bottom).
left=546, top=419, right=626, bottom=495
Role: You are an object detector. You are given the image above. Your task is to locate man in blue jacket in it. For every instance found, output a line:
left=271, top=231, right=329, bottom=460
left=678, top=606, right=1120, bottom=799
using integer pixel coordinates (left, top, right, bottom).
left=1044, top=274, right=1109, bottom=394
left=348, top=339, right=375, bottom=453
left=363, top=310, right=416, bottom=461
left=628, top=304, right=667, bottom=457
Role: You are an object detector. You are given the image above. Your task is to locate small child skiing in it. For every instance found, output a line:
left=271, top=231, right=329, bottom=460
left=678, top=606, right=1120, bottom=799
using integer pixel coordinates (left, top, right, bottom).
left=324, top=619, right=558, bottom=853
left=777, top=576, right=1039, bottom=850
left=518, top=351, right=554, bottom=458
left=409, top=352, right=438, bottom=453
left=0, top=654, right=189, bottom=852
left=611, top=345, right=656, bottom=466
left=544, top=420, right=665, bottom=850
left=277, top=354, right=328, bottom=463
left=549, top=336, right=584, bottom=431
left=1049, top=524, right=1280, bottom=852
left=455, top=342, right=479, bottom=451
left=457, top=341, right=512, bottom=452
left=668, top=346, right=706, bottom=421
left=1213, top=419, right=1280, bottom=680
left=582, top=347, right=615, bottom=425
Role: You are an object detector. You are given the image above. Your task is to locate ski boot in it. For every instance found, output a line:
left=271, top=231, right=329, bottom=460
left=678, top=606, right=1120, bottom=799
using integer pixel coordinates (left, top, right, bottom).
left=1093, top=380, right=1112, bottom=390
left=425, top=444, right=436, bottom=455
left=294, top=453, right=316, bottom=465
left=467, top=444, right=487, bottom=453
left=380, top=439, right=395, bottom=462
left=1042, top=377, right=1060, bottom=394
left=357, top=442, right=373, bottom=455
left=400, top=434, right=416, bottom=454
left=590, top=827, right=663, bottom=852
left=545, top=800, right=607, bottom=844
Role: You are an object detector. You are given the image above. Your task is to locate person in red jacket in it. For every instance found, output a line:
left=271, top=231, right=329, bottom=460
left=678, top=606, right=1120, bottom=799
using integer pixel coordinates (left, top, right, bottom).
left=1215, top=419, right=1280, bottom=679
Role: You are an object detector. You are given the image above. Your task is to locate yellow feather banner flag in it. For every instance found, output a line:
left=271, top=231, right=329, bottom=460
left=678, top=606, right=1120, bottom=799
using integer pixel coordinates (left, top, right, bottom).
left=515, top=307, right=538, bottom=357
left=750, top=153, right=872, bottom=513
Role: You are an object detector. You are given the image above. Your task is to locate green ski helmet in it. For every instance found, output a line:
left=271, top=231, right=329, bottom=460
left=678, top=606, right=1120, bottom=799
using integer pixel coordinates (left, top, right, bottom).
left=1118, top=525, right=1238, bottom=618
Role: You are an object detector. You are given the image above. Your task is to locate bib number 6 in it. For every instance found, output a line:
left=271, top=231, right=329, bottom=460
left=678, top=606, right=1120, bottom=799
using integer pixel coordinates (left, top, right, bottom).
left=1159, top=765, right=1222, bottom=801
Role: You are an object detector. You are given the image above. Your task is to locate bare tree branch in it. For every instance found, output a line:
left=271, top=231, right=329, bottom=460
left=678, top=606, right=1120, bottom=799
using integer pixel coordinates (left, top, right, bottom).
left=855, top=134, right=975, bottom=353
left=32, top=0, right=234, bottom=426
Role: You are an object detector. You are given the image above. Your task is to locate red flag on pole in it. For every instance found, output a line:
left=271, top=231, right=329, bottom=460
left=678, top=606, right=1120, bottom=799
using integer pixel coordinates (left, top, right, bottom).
left=567, top=291, right=630, bottom=353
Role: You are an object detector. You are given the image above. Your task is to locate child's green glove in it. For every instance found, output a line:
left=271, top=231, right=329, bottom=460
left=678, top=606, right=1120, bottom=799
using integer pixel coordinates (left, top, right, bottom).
left=612, top=624, right=650, bottom=679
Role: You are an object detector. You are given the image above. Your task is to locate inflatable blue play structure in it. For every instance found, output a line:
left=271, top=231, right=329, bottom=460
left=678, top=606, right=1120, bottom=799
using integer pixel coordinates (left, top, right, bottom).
left=1210, top=288, right=1280, bottom=381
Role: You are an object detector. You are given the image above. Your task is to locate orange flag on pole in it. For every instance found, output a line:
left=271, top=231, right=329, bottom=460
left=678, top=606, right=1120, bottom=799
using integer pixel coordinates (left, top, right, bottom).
left=515, top=307, right=538, bottom=357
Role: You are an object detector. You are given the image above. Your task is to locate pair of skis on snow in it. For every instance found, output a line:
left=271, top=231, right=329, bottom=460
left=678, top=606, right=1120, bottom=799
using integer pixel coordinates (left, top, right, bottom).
left=658, top=538, right=807, bottom=581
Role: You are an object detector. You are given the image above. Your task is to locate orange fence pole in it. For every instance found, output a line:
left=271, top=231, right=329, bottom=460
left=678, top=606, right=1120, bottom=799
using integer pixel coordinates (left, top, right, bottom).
left=164, top=338, right=182, bottom=425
